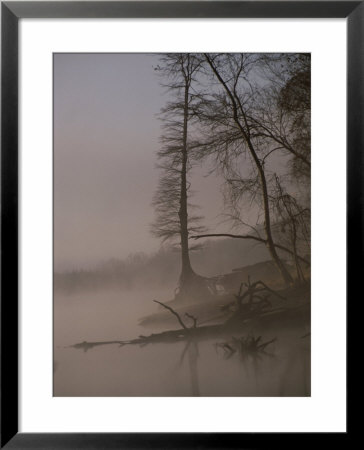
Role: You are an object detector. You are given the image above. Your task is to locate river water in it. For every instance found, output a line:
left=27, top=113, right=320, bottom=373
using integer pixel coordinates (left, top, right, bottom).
left=54, top=288, right=310, bottom=396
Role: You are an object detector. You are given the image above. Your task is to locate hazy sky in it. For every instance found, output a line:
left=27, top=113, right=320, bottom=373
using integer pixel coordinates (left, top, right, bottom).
left=54, top=54, right=224, bottom=270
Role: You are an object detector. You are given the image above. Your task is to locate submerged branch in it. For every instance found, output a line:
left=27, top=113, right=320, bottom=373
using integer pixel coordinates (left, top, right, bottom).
left=67, top=340, right=125, bottom=352
left=69, top=281, right=309, bottom=352
left=69, top=303, right=309, bottom=352
left=216, top=335, right=277, bottom=359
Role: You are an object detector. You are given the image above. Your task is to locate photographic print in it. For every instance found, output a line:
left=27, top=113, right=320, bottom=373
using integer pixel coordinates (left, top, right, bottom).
left=54, top=53, right=311, bottom=397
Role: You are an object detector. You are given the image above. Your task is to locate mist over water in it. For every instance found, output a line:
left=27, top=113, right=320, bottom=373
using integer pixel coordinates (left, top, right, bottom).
left=53, top=53, right=311, bottom=397
left=54, top=286, right=310, bottom=397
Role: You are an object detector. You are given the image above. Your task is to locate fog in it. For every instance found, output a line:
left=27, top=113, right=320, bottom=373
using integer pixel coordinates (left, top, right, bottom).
left=54, top=54, right=225, bottom=270
left=54, top=287, right=310, bottom=396
left=54, top=53, right=311, bottom=397
left=54, top=239, right=310, bottom=396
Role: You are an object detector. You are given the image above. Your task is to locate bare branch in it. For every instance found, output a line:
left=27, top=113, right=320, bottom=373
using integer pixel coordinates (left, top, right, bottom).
left=191, top=233, right=310, bottom=266
left=185, top=312, right=198, bottom=328
left=153, top=300, right=188, bottom=330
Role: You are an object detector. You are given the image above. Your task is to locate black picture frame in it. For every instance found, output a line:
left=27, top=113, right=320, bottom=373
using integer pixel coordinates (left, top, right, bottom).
left=1, top=1, right=357, bottom=448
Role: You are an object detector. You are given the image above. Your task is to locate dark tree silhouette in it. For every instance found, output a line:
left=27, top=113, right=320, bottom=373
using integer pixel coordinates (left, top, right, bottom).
left=151, top=54, right=209, bottom=301
left=194, top=53, right=294, bottom=286
left=271, top=175, right=310, bottom=283
left=258, top=53, right=311, bottom=181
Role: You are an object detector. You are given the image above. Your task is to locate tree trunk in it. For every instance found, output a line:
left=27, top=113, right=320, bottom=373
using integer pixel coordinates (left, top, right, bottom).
left=179, top=76, right=195, bottom=286
left=205, top=54, right=293, bottom=286
left=177, top=64, right=208, bottom=300
left=291, top=219, right=305, bottom=282
left=255, top=160, right=293, bottom=286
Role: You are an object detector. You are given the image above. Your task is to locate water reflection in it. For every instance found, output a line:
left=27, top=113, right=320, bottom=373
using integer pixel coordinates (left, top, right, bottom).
left=185, top=342, right=200, bottom=396
left=54, top=288, right=310, bottom=396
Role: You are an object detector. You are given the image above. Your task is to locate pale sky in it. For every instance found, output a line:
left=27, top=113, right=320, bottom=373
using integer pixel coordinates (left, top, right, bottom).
left=54, top=54, right=224, bottom=270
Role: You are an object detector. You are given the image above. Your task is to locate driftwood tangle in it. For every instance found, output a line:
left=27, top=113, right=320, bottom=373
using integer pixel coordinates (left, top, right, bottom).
left=69, top=278, right=302, bottom=352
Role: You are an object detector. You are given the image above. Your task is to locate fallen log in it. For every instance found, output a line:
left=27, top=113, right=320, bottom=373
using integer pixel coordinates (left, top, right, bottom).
left=68, top=303, right=308, bottom=352
left=69, top=280, right=309, bottom=351
left=67, top=340, right=125, bottom=352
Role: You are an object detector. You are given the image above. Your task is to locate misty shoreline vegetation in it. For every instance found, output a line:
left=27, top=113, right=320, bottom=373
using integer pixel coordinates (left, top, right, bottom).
left=57, top=53, right=311, bottom=396
left=55, top=237, right=287, bottom=295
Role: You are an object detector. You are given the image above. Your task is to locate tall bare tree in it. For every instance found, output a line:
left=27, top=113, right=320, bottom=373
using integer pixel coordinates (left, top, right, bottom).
left=151, top=54, right=208, bottom=301
left=196, top=53, right=294, bottom=286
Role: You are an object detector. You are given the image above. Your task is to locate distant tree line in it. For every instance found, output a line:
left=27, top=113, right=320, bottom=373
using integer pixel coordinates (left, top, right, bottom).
left=54, top=238, right=272, bottom=295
